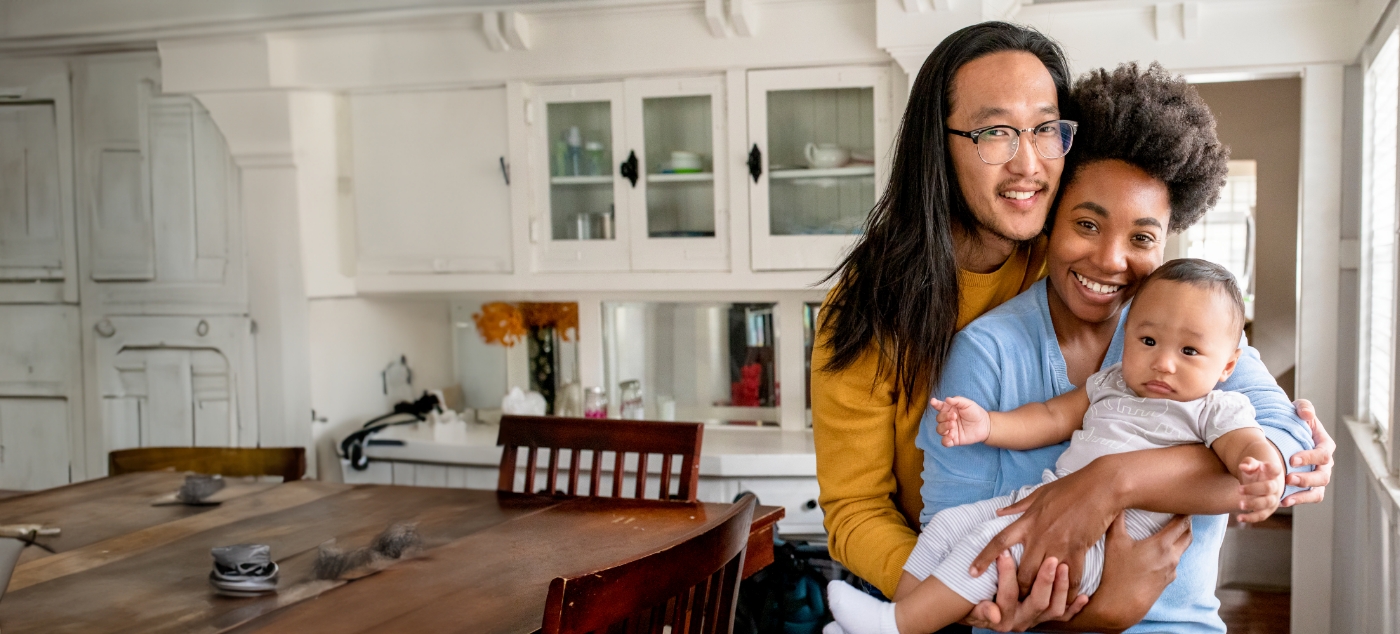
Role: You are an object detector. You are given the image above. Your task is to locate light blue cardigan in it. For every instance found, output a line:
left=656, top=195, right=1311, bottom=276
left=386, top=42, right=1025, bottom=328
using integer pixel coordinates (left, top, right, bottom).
left=917, top=280, right=1314, bottom=634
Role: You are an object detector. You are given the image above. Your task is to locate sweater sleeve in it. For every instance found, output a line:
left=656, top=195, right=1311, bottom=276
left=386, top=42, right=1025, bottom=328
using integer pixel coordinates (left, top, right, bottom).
left=1218, top=343, right=1316, bottom=498
left=812, top=337, right=917, bottom=599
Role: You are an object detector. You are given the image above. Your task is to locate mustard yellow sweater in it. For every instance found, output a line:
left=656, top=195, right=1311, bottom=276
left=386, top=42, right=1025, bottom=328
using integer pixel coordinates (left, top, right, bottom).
left=811, top=237, right=1047, bottom=598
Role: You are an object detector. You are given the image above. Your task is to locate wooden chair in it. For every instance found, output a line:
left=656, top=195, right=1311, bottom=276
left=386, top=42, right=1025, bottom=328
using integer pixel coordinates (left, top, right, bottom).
left=108, top=447, right=306, bottom=481
left=542, top=493, right=756, bottom=634
left=496, top=415, right=703, bottom=502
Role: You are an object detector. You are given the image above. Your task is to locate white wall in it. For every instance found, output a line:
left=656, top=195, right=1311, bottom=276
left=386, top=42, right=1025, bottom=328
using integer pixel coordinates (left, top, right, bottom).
left=307, top=297, right=454, bottom=480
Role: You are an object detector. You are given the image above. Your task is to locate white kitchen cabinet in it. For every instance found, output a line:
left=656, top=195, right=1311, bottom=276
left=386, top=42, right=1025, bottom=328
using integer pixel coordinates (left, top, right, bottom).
left=91, top=315, right=257, bottom=470
left=0, top=305, right=82, bottom=489
left=622, top=76, right=729, bottom=271
left=528, top=82, right=632, bottom=272
left=351, top=86, right=513, bottom=275
left=526, top=76, right=731, bottom=273
left=73, top=54, right=245, bottom=313
left=0, top=61, right=78, bottom=304
left=746, top=66, right=892, bottom=271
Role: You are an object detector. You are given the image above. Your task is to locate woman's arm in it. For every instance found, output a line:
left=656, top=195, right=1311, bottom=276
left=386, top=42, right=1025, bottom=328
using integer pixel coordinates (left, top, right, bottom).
left=1220, top=344, right=1316, bottom=497
left=970, top=445, right=1240, bottom=597
left=812, top=337, right=918, bottom=599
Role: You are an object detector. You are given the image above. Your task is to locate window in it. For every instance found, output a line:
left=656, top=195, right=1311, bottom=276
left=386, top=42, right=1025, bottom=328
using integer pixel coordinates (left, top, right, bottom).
left=1184, top=160, right=1257, bottom=319
left=1361, top=28, right=1400, bottom=442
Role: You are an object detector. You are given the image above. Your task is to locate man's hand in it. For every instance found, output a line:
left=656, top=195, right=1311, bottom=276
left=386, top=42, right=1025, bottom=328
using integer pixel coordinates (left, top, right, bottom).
left=963, top=552, right=1089, bottom=632
left=1281, top=399, right=1334, bottom=507
left=932, top=396, right=992, bottom=447
left=1235, top=457, right=1283, bottom=523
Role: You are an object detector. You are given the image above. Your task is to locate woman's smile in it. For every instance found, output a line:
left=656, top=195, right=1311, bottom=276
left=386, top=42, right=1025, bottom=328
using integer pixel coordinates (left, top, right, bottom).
left=1046, top=159, right=1172, bottom=325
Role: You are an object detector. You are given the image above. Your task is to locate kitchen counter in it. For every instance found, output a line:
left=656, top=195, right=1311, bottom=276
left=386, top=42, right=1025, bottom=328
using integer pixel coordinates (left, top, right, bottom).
left=360, top=421, right=817, bottom=477
left=346, top=420, right=825, bottom=536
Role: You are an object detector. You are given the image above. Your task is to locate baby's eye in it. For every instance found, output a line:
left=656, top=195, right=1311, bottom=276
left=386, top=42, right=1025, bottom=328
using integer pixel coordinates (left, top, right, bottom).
left=1140, top=336, right=1155, bottom=346
left=1182, top=347, right=1199, bottom=356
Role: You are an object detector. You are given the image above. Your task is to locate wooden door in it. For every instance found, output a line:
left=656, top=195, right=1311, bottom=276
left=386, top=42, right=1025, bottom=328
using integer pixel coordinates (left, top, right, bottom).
left=0, top=305, right=82, bottom=489
left=74, top=54, right=245, bottom=312
left=0, top=61, right=78, bottom=304
left=92, top=316, right=256, bottom=474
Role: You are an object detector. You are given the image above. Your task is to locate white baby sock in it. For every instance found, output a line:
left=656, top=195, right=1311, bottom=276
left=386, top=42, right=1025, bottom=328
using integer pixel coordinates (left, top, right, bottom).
left=827, top=580, right=899, bottom=634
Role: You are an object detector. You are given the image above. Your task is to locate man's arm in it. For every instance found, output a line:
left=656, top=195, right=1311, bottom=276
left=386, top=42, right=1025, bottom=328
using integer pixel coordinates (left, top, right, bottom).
left=812, top=336, right=917, bottom=599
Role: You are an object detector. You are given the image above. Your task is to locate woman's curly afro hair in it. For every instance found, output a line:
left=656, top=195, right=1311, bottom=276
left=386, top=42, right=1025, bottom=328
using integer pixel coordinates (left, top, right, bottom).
left=1065, top=62, right=1230, bottom=232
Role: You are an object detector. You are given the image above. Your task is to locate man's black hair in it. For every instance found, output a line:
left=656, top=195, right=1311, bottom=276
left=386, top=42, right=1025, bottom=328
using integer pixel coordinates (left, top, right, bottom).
left=822, top=21, right=1072, bottom=403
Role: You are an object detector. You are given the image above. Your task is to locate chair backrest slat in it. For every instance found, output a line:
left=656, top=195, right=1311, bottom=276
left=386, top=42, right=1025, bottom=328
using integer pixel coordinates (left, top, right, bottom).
left=547, top=448, right=560, bottom=494
left=567, top=449, right=581, bottom=496
left=496, top=415, right=703, bottom=502
left=590, top=450, right=604, bottom=497
left=541, top=494, right=755, bottom=634
left=633, top=452, right=648, bottom=499
left=659, top=454, right=673, bottom=501
left=524, top=446, right=539, bottom=494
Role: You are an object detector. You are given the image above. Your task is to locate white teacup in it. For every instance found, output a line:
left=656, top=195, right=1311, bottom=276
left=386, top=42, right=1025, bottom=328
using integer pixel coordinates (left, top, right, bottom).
left=805, top=143, right=850, bottom=169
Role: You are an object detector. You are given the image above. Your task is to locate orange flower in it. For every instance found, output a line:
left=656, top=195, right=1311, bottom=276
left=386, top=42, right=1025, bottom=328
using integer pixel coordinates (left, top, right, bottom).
left=521, top=302, right=579, bottom=341
left=472, top=302, right=526, bottom=347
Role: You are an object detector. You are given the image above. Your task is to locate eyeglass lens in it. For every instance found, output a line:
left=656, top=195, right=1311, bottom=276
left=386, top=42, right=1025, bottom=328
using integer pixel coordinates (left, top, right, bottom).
left=975, top=121, right=1075, bottom=165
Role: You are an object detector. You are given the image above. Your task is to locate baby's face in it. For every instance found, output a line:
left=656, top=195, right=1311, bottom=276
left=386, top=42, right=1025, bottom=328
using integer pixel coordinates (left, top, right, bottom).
left=1121, top=279, right=1243, bottom=401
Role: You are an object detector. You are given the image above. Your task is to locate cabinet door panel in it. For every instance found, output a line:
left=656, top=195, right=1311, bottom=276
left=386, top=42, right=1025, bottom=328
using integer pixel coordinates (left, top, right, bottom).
left=528, top=82, right=631, bottom=272
left=76, top=55, right=244, bottom=310
left=352, top=87, right=512, bottom=274
left=746, top=66, right=891, bottom=271
left=0, top=103, right=64, bottom=279
left=94, top=316, right=255, bottom=462
left=0, top=305, right=81, bottom=489
left=0, top=398, right=71, bottom=490
left=92, top=149, right=154, bottom=280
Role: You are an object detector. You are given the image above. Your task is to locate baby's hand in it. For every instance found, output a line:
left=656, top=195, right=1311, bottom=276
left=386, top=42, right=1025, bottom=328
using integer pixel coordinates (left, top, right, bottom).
left=1236, top=457, right=1284, bottom=523
left=930, top=396, right=992, bottom=447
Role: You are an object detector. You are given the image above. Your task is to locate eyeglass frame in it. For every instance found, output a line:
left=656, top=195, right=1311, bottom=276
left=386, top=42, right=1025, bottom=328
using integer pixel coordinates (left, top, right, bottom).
left=946, top=119, right=1079, bottom=165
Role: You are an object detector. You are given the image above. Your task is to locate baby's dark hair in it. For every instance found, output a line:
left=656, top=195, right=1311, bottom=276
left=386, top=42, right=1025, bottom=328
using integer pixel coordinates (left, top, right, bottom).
left=1064, top=63, right=1230, bottom=233
left=1134, top=258, right=1246, bottom=333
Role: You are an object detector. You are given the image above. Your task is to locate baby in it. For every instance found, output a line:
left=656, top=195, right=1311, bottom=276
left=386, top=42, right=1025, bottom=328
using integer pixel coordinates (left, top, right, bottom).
left=827, top=259, right=1286, bottom=634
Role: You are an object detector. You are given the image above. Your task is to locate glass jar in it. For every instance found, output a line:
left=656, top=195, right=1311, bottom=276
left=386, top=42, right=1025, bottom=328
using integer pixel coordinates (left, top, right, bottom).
left=583, top=386, right=608, bottom=419
left=620, top=379, right=644, bottom=420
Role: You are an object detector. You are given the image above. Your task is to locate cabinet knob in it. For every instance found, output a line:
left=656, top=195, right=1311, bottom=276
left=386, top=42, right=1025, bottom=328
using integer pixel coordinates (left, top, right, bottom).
left=94, top=319, right=115, bottom=338
left=620, top=151, right=639, bottom=188
left=803, top=499, right=818, bottom=511
left=196, top=320, right=210, bottom=337
left=747, top=144, right=763, bottom=183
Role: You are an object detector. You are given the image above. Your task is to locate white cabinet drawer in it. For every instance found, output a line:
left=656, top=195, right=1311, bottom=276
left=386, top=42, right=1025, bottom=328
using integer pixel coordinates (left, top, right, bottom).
left=734, top=477, right=824, bottom=536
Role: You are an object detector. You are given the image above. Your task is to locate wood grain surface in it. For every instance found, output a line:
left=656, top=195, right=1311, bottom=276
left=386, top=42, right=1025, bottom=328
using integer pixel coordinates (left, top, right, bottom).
left=0, top=473, right=783, bottom=634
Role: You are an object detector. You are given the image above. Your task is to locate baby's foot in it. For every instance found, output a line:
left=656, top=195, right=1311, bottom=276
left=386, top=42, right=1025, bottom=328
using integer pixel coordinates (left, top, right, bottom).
left=827, top=580, right=899, bottom=634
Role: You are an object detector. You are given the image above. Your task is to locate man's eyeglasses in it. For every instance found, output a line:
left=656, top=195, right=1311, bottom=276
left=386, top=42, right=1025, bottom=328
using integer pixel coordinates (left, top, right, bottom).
left=947, top=120, right=1079, bottom=165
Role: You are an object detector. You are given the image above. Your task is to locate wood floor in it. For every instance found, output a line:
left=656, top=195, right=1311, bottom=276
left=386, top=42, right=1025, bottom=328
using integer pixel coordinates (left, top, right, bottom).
left=1217, top=587, right=1290, bottom=633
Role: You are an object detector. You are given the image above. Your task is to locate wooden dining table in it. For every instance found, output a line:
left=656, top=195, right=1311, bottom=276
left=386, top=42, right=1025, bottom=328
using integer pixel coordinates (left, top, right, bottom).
left=0, top=471, right=784, bottom=633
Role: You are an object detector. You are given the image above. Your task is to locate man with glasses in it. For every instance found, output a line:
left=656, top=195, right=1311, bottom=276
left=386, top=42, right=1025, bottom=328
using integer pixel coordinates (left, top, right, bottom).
left=814, top=21, right=1088, bottom=632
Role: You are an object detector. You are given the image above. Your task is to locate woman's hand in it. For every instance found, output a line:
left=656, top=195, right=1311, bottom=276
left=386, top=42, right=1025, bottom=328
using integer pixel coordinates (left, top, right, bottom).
left=963, top=552, right=1089, bottom=632
left=968, top=463, right=1122, bottom=596
left=1072, top=513, right=1193, bottom=631
left=1281, top=399, right=1335, bottom=507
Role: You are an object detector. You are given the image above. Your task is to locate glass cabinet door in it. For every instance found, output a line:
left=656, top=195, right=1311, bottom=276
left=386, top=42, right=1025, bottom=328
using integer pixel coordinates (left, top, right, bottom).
left=623, top=76, right=728, bottom=271
left=747, top=66, right=891, bottom=270
left=531, top=82, right=630, bottom=271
